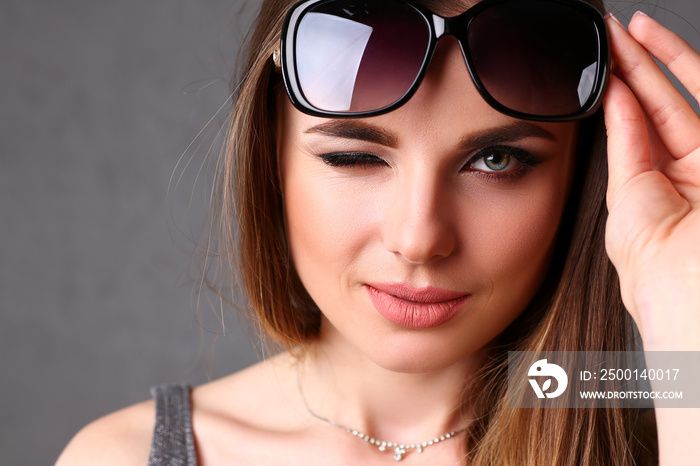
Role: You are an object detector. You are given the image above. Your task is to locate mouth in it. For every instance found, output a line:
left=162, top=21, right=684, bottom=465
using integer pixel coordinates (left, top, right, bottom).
left=364, top=282, right=469, bottom=329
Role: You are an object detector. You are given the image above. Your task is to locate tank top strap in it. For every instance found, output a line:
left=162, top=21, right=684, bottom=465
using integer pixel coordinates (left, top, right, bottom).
left=147, top=384, right=197, bottom=466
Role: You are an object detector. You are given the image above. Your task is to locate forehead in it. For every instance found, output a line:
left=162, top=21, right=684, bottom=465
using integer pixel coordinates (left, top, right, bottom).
left=417, top=0, right=479, bottom=16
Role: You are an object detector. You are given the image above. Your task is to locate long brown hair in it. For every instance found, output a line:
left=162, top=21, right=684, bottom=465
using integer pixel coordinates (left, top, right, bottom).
left=210, top=0, right=656, bottom=463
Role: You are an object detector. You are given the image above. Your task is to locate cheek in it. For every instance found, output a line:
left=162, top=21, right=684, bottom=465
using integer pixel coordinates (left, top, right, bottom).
left=282, top=159, right=377, bottom=294
left=462, top=165, right=572, bottom=310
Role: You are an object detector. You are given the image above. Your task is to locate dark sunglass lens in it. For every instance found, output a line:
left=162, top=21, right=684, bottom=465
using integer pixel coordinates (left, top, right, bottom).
left=466, top=0, right=601, bottom=117
left=294, top=0, right=431, bottom=113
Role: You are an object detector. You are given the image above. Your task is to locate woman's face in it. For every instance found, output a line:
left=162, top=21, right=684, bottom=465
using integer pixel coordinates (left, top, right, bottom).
left=278, top=38, right=579, bottom=373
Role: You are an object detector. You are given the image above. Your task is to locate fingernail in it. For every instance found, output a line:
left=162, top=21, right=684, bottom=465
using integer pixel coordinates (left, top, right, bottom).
left=633, top=10, right=649, bottom=19
left=605, top=12, right=625, bottom=28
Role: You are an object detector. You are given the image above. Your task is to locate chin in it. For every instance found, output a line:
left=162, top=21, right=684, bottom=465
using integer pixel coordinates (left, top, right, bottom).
left=361, top=329, right=490, bottom=375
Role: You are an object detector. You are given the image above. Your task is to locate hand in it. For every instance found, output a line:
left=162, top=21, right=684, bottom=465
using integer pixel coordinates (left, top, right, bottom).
left=603, top=13, right=700, bottom=465
left=603, top=11, right=700, bottom=352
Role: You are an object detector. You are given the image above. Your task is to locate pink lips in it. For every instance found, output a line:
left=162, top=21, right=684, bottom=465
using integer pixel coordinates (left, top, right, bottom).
left=365, top=282, right=469, bottom=329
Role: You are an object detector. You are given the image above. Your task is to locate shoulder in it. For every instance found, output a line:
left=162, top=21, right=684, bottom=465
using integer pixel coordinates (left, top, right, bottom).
left=55, top=399, right=155, bottom=466
left=55, top=353, right=302, bottom=466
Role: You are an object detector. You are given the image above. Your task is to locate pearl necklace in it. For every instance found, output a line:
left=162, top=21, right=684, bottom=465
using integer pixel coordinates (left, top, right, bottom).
left=298, top=369, right=467, bottom=461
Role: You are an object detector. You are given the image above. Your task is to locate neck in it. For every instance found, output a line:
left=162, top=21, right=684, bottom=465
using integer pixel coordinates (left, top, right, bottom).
left=299, top=322, right=484, bottom=443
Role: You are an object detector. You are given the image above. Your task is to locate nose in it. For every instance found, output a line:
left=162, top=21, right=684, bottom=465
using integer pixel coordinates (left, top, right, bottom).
left=380, top=39, right=468, bottom=265
left=382, top=170, right=457, bottom=265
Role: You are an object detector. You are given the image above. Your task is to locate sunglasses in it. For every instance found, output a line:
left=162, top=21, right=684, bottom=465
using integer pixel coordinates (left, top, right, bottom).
left=276, top=0, right=610, bottom=122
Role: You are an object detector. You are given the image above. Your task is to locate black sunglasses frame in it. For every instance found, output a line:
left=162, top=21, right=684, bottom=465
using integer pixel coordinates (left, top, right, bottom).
left=278, top=0, right=610, bottom=122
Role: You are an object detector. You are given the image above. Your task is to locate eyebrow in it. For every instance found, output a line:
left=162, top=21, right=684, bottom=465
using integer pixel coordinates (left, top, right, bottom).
left=303, top=119, right=556, bottom=149
left=304, top=120, right=398, bottom=148
left=460, top=121, right=557, bottom=150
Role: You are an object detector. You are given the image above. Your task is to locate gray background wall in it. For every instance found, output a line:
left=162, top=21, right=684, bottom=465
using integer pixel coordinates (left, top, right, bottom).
left=2, top=1, right=698, bottom=465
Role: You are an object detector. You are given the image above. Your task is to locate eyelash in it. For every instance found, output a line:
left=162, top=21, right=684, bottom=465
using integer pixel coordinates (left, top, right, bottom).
left=321, top=152, right=388, bottom=168
left=320, top=145, right=542, bottom=182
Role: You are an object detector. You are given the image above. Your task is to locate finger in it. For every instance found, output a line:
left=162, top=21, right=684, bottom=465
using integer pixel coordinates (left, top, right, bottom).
left=603, top=74, right=652, bottom=210
left=628, top=11, right=700, bottom=108
left=606, top=14, right=700, bottom=159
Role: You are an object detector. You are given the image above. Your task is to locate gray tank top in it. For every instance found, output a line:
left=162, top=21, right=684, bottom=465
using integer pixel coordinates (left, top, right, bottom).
left=147, top=384, right=197, bottom=466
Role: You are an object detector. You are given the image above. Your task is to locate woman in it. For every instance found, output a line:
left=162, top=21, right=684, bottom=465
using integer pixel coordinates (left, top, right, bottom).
left=57, top=0, right=700, bottom=464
